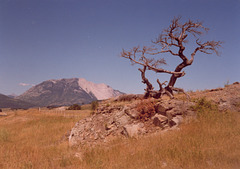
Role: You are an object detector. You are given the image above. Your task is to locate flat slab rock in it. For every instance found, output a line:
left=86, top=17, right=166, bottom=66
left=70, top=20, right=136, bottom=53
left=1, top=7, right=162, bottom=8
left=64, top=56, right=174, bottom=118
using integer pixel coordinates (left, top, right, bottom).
left=69, top=99, right=195, bottom=146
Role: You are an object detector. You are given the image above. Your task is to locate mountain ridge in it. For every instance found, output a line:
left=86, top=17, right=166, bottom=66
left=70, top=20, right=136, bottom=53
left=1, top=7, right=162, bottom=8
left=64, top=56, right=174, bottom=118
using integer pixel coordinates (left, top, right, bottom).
left=16, top=78, right=124, bottom=107
left=0, top=93, right=35, bottom=109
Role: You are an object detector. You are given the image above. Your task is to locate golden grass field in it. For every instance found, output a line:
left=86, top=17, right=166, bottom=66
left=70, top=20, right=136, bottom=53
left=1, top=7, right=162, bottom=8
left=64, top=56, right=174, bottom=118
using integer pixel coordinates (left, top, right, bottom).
left=0, top=99, right=240, bottom=169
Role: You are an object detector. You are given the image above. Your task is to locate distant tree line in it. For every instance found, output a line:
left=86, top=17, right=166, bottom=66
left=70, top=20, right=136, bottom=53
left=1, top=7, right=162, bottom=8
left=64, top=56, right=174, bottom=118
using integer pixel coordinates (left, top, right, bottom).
left=67, top=104, right=82, bottom=110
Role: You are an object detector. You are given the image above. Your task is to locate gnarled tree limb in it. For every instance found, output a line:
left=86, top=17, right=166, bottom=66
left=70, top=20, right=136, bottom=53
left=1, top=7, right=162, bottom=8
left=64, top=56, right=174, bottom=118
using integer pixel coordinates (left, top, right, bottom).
left=120, top=17, right=222, bottom=99
left=138, top=66, right=154, bottom=98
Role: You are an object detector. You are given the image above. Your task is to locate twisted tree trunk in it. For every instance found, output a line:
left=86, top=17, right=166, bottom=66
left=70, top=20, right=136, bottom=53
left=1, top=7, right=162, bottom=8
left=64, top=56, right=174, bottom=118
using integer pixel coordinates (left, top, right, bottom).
left=138, top=66, right=154, bottom=98
left=120, top=17, right=222, bottom=100
left=165, top=60, right=192, bottom=94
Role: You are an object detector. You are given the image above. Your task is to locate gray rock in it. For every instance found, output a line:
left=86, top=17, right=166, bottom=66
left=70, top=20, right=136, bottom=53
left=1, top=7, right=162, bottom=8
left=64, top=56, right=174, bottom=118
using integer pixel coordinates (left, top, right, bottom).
left=155, top=103, right=167, bottom=116
left=152, top=114, right=168, bottom=126
left=123, top=123, right=144, bottom=137
left=172, top=115, right=183, bottom=126
left=167, top=109, right=183, bottom=117
left=116, top=115, right=131, bottom=126
left=115, top=94, right=143, bottom=102
left=125, top=109, right=140, bottom=119
left=153, top=117, right=164, bottom=128
left=168, top=120, right=177, bottom=127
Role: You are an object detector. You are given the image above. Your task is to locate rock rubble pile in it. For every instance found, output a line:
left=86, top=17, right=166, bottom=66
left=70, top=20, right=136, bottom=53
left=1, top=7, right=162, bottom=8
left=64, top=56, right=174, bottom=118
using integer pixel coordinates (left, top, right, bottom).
left=69, top=99, right=195, bottom=146
left=69, top=83, right=240, bottom=146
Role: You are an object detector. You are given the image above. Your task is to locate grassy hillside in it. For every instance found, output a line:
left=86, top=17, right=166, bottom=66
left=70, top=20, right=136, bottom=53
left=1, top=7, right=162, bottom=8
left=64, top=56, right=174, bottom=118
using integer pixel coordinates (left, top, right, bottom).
left=0, top=99, right=239, bottom=169
left=0, top=94, right=35, bottom=109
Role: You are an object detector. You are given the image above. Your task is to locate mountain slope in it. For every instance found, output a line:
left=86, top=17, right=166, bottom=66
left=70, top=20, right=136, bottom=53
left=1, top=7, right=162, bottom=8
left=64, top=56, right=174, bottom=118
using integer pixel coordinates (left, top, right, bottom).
left=17, top=78, right=124, bottom=107
left=0, top=93, right=35, bottom=109
left=77, top=78, right=123, bottom=100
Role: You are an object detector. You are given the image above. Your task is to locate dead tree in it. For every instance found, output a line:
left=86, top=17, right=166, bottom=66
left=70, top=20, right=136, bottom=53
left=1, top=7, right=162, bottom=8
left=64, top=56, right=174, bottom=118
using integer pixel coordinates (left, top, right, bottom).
left=121, top=17, right=222, bottom=99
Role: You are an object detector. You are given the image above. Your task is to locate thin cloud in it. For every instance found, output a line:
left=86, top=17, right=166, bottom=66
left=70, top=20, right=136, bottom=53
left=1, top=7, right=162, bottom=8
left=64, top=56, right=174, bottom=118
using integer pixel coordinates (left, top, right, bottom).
left=19, top=83, right=34, bottom=87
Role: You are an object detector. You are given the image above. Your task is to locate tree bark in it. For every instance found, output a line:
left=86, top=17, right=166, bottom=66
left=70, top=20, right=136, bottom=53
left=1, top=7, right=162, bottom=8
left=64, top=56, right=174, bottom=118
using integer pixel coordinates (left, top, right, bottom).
left=165, top=60, right=192, bottom=94
left=138, top=66, right=154, bottom=98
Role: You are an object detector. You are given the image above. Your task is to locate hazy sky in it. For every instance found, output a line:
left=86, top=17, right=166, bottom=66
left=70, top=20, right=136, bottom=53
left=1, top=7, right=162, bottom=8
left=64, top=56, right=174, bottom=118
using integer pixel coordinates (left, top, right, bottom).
left=0, top=0, right=239, bottom=95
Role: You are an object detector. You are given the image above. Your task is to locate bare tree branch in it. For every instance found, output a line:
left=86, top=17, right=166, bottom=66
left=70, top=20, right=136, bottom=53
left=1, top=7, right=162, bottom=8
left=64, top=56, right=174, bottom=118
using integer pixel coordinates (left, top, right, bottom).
left=120, top=17, right=223, bottom=99
left=121, top=47, right=185, bottom=76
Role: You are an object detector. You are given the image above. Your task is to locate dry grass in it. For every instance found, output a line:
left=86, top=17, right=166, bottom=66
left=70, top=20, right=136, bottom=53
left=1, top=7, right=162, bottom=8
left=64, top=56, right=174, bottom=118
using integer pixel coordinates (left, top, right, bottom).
left=0, top=109, right=90, bottom=169
left=0, top=100, right=240, bottom=169
left=81, top=109, right=240, bottom=169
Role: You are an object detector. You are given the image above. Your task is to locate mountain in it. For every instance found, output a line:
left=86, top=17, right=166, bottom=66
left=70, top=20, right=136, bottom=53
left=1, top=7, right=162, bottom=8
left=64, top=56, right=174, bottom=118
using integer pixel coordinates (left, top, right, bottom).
left=0, top=93, right=35, bottom=109
left=16, top=78, right=124, bottom=107
left=7, top=93, right=18, bottom=98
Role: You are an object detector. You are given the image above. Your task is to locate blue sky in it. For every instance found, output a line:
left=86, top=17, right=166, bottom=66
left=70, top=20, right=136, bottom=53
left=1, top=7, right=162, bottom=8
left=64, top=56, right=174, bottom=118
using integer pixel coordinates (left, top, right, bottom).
left=0, top=0, right=239, bottom=95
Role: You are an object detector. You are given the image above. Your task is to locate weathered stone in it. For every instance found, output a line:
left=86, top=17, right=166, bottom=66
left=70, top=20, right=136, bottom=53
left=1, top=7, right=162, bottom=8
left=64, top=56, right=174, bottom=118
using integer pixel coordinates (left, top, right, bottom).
left=218, top=97, right=240, bottom=112
left=166, top=112, right=173, bottom=120
left=152, top=114, right=168, bottom=125
left=125, top=109, right=140, bottom=119
left=108, top=117, right=115, bottom=124
left=116, top=115, right=131, bottom=126
left=172, top=115, right=183, bottom=126
left=115, top=109, right=125, bottom=117
left=153, top=117, right=164, bottom=128
left=115, top=94, right=143, bottom=102
left=155, top=103, right=167, bottom=116
left=168, top=120, right=177, bottom=127
left=123, top=123, right=144, bottom=137
left=85, top=117, right=93, bottom=122
left=94, top=134, right=98, bottom=140
left=105, top=124, right=114, bottom=130
left=167, top=109, right=183, bottom=117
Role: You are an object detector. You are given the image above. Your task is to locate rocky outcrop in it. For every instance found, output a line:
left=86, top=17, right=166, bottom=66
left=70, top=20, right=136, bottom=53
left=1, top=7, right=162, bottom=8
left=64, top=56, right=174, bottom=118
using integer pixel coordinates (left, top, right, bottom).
left=69, top=83, right=240, bottom=146
left=193, top=82, right=240, bottom=112
left=69, top=99, right=196, bottom=146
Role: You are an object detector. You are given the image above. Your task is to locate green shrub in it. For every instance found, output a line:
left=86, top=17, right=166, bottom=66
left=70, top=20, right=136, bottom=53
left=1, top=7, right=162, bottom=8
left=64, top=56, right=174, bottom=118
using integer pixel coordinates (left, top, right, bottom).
left=192, top=97, right=218, bottom=116
left=91, top=101, right=99, bottom=110
left=67, top=104, right=81, bottom=110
